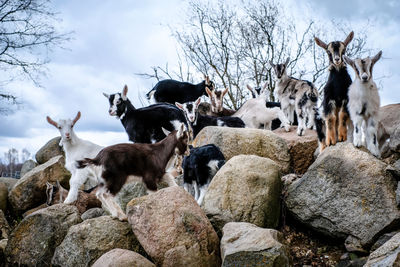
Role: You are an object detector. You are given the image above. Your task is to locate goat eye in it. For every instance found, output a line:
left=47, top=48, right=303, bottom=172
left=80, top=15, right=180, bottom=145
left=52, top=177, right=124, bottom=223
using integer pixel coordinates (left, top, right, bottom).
left=58, top=126, right=61, bottom=129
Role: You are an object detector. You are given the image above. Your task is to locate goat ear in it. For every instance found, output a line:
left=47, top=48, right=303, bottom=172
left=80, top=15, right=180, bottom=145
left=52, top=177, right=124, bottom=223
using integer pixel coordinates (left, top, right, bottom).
left=175, top=102, right=184, bottom=110
left=343, top=56, right=355, bottom=69
left=372, top=50, right=382, bottom=65
left=72, top=111, right=81, bottom=126
left=103, top=92, right=109, bottom=99
left=246, top=84, right=253, bottom=91
left=46, top=116, right=59, bottom=128
left=314, top=37, right=328, bottom=50
left=122, top=85, right=128, bottom=100
left=285, top=57, right=290, bottom=66
left=343, top=31, right=354, bottom=47
left=195, top=97, right=202, bottom=107
left=222, top=87, right=229, bottom=96
left=162, top=127, right=171, bottom=136
left=205, top=87, right=213, bottom=97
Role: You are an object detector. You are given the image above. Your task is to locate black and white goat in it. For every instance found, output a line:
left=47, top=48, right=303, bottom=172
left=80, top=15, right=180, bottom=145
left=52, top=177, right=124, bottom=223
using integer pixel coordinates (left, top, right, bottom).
left=315, top=31, right=354, bottom=150
left=47, top=112, right=102, bottom=204
left=182, top=144, right=225, bottom=205
left=344, top=51, right=383, bottom=157
left=270, top=58, right=319, bottom=136
left=175, top=98, right=245, bottom=138
left=146, top=75, right=215, bottom=104
left=103, top=85, right=188, bottom=143
left=76, top=123, right=190, bottom=221
left=233, top=84, right=290, bottom=131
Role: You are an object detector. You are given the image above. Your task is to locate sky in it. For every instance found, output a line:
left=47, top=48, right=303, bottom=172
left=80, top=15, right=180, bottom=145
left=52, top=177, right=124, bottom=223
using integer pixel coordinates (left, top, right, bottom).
left=0, top=0, right=399, bottom=161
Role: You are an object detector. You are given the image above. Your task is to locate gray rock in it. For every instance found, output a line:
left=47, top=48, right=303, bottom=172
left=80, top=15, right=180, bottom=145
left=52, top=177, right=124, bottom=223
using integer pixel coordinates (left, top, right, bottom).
left=20, top=159, right=38, bottom=177
left=8, top=155, right=71, bottom=214
left=92, top=249, right=155, bottom=267
left=364, top=232, right=400, bottom=266
left=35, top=136, right=64, bottom=164
left=52, top=215, right=144, bottom=267
left=221, top=222, right=290, bottom=267
left=115, top=181, right=147, bottom=212
left=5, top=204, right=81, bottom=266
left=81, top=207, right=105, bottom=221
left=285, top=143, right=400, bottom=250
left=0, top=182, right=7, bottom=212
left=0, top=177, right=17, bottom=191
left=0, top=210, right=10, bottom=239
left=203, top=155, right=282, bottom=236
left=371, top=231, right=400, bottom=252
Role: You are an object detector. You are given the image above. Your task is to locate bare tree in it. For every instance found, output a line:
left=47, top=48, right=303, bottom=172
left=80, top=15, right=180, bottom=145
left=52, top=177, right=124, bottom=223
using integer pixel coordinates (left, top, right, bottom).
left=0, top=0, right=70, bottom=113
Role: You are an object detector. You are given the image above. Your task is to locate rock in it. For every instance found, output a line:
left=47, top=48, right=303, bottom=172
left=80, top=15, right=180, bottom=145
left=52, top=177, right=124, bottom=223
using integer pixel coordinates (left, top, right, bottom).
left=81, top=207, right=105, bottom=220
left=371, top=231, right=400, bottom=252
left=0, top=210, right=10, bottom=239
left=364, top=232, right=400, bottom=266
left=52, top=215, right=144, bottom=267
left=379, top=104, right=400, bottom=153
left=203, top=155, right=282, bottom=236
left=285, top=142, right=400, bottom=250
left=221, top=222, right=290, bottom=267
left=193, top=126, right=291, bottom=174
left=281, top=173, right=300, bottom=187
left=92, top=249, right=155, bottom=267
left=0, top=182, right=7, bottom=212
left=35, top=136, right=64, bottom=164
left=20, top=159, right=39, bottom=177
left=0, top=177, right=18, bottom=191
left=22, top=203, right=48, bottom=218
left=390, top=127, right=400, bottom=152
left=9, top=155, right=71, bottom=214
left=115, top=181, right=147, bottom=212
left=5, top=204, right=81, bottom=266
left=126, top=186, right=221, bottom=267
left=0, top=239, right=6, bottom=265
left=273, top=126, right=318, bottom=174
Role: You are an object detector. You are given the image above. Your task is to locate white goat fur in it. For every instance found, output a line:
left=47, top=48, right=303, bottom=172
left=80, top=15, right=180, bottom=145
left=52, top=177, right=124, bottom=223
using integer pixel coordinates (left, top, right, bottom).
left=344, top=51, right=383, bottom=157
left=47, top=112, right=103, bottom=203
left=233, top=84, right=290, bottom=131
left=271, top=58, right=319, bottom=136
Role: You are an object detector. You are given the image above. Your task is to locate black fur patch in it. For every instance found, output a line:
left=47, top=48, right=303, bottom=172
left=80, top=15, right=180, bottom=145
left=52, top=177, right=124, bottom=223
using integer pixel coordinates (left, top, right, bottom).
left=358, top=103, right=367, bottom=116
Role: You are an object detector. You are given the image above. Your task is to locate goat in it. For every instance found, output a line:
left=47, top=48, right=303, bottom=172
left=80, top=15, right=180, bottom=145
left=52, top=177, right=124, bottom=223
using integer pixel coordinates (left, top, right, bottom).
left=175, top=98, right=245, bottom=138
left=45, top=181, right=101, bottom=214
left=182, top=144, right=225, bottom=205
left=344, top=51, right=383, bottom=157
left=270, top=58, right=319, bottom=136
left=145, top=75, right=215, bottom=104
left=315, top=31, right=354, bottom=148
left=47, top=112, right=102, bottom=204
left=246, top=84, right=263, bottom=98
left=204, top=87, right=236, bottom=116
left=103, top=85, right=188, bottom=144
left=233, top=84, right=290, bottom=131
left=76, top=123, right=190, bottom=221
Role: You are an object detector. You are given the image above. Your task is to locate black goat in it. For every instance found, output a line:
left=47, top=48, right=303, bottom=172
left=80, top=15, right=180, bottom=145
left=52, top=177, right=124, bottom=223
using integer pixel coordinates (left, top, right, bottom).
left=103, top=85, right=188, bottom=143
left=146, top=76, right=215, bottom=104
left=182, top=144, right=225, bottom=205
left=176, top=98, right=245, bottom=138
left=315, top=31, right=354, bottom=149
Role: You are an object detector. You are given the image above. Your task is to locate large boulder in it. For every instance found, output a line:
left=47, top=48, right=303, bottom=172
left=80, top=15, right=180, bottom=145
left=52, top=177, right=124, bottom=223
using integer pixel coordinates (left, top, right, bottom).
left=115, top=181, right=147, bottom=212
left=5, top=204, right=81, bottom=266
left=20, top=159, right=38, bottom=177
left=51, top=215, right=143, bottom=267
left=285, top=142, right=400, bottom=250
left=379, top=104, right=400, bottom=153
left=364, top=232, right=400, bottom=266
left=126, top=186, right=221, bottom=267
left=193, top=126, right=291, bottom=174
left=0, top=177, right=18, bottom=191
left=35, top=136, right=64, bottom=164
left=92, top=249, right=155, bottom=267
left=203, top=155, right=282, bottom=235
left=273, top=126, right=318, bottom=174
left=0, top=182, right=7, bottom=212
left=0, top=210, right=10, bottom=239
left=8, top=155, right=70, bottom=213
left=221, top=222, right=290, bottom=267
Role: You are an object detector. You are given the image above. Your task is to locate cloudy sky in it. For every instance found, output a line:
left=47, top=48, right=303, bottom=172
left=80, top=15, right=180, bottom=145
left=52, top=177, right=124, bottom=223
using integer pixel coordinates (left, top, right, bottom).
left=0, top=0, right=399, bottom=161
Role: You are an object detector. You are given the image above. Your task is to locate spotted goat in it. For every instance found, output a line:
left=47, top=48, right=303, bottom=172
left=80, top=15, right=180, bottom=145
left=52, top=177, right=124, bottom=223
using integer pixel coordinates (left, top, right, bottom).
left=270, top=58, right=318, bottom=136
left=314, top=31, right=354, bottom=150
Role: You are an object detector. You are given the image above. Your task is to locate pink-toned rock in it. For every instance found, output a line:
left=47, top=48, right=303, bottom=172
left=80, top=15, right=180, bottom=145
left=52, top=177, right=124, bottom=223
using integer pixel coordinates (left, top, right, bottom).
left=126, top=186, right=221, bottom=267
left=273, top=126, right=318, bottom=174
left=92, top=249, right=155, bottom=267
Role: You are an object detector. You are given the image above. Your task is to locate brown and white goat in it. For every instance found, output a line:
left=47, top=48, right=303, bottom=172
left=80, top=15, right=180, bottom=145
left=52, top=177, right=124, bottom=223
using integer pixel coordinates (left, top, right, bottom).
left=205, top=87, right=235, bottom=116
left=76, top=123, right=189, bottom=221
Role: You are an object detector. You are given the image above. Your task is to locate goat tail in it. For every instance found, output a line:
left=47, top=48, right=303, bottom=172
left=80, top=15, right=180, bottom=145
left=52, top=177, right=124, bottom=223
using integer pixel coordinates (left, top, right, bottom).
left=146, top=89, right=155, bottom=100
left=76, top=158, right=99, bottom=169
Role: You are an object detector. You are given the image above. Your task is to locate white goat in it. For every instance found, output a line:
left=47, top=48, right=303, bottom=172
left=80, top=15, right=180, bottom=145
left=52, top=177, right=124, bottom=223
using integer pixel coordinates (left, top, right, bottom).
left=46, top=112, right=103, bottom=203
left=233, top=84, right=290, bottom=131
left=344, top=51, right=383, bottom=157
